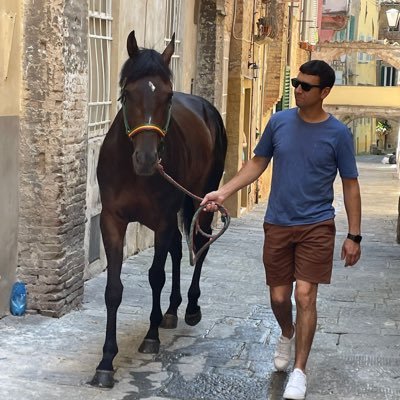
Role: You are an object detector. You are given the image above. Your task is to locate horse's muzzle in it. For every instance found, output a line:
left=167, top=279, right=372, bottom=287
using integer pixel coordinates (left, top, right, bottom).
left=132, top=150, right=159, bottom=176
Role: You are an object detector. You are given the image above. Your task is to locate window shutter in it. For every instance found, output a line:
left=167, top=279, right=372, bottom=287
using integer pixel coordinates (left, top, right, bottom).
left=282, top=66, right=291, bottom=110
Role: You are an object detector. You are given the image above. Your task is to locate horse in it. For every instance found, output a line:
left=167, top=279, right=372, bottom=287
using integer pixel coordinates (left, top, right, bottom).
left=91, top=30, right=228, bottom=388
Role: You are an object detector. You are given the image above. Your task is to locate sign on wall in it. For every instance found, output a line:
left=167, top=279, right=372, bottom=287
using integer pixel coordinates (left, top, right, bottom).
left=323, top=0, right=349, bottom=14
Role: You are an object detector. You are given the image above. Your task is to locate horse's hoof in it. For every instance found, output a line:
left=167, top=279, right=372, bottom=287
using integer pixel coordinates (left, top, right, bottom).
left=160, top=313, right=178, bottom=329
left=185, top=309, right=202, bottom=326
left=90, top=369, right=115, bottom=388
left=138, top=338, right=160, bottom=353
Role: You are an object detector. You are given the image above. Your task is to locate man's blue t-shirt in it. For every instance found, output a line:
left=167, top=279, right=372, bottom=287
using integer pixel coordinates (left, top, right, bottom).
left=254, top=108, right=358, bottom=226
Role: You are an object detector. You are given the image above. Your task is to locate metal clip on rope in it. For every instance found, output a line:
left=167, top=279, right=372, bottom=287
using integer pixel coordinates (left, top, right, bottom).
left=156, top=163, right=231, bottom=266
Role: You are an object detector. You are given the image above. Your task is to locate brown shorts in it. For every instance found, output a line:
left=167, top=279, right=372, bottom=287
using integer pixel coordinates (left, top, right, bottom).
left=263, top=219, right=336, bottom=287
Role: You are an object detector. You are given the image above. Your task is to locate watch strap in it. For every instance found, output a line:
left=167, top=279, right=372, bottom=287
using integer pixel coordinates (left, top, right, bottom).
left=347, top=233, right=362, bottom=243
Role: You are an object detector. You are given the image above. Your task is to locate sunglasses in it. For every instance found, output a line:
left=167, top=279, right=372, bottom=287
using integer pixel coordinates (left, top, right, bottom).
left=291, top=78, right=322, bottom=92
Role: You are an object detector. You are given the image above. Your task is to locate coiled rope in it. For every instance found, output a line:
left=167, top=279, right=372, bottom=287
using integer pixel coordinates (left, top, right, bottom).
left=156, top=163, right=230, bottom=266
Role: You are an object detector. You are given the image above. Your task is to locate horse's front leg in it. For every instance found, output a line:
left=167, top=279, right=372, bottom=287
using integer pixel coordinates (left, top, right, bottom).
left=91, top=211, right=127, bottom=388
left=185, top=212, right=213, bottom=326
left=160, top=225, right=183, bottom=329
left=138, top=226, right=173, bottom=353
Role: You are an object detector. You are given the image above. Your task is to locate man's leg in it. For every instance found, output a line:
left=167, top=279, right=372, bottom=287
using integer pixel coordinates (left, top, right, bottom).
left=263, top=223, right=295, bottom=339
left=281, top=280, right=317, bottom=399
left=283, top=220, right=334, bottom=399
left=270, top=284, right=295, bottom=339
left=293, top=279, right=318, bottom=371
left=270, top=284, right=296, bottom=371
left=263, top=223, right=296, bottom=371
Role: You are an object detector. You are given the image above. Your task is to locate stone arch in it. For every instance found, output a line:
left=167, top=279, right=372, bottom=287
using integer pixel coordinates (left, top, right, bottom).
left=339, top=114, right=400, bottom=126
left=326, top=106, right=400, bottom=153
left=313, top=42, right=400, bottom=70
left=325, top=105, right=400, bottom=124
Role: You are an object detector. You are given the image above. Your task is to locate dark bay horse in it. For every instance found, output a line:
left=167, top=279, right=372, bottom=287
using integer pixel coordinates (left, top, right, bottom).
left=91, top=30, right=227, bottom=388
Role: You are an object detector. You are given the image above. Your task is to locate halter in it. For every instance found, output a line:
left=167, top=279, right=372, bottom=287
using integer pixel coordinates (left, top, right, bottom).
left=119, top=82, right=172, bottom=140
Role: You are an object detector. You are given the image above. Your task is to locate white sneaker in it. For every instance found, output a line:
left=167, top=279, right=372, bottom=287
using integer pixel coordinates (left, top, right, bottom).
left=283, top=368, right=307, bottom=400
left=274, top=327, right=295, bottom=371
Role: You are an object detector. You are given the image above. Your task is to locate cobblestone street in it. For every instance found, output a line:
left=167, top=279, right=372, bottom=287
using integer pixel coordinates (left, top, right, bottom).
left=1, top=155, right=400, bottom=400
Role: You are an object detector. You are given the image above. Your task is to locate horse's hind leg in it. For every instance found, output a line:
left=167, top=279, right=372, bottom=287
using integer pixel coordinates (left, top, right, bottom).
left=185, top=211, right=213, bottom=326
left=91, top=211, right=127, bottom=388
left=160, top=226, right=183, bottom=329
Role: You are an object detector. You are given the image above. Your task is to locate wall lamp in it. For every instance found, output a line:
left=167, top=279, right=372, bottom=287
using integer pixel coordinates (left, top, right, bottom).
left=386, top=8, right=400, bottom=31
left=248, top=62, right=259, bottom=79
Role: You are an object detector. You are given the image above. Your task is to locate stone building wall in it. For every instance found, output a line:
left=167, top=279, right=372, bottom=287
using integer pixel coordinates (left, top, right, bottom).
left=18, top=0, right=88, bottom=316
left=223, top=0, right=265, bottom=216
left=195, top=0, right=234, bottom=120
left=196, top=0, right=218, bottom=103
left=263, top=2, right=289, bottom=111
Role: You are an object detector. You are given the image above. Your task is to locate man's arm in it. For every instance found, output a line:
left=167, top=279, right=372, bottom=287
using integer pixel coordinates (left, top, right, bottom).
left=341, top=177, right=362, bottom=267
left=201, top=155, right=271, bottom=208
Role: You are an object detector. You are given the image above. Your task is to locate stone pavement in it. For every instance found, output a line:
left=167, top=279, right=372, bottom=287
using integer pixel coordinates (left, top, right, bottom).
left=1, top=155, right=400, bottom=400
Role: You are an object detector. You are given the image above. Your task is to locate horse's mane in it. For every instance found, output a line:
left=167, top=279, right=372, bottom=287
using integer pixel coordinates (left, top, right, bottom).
left=119, top=48, right=172, bottom=87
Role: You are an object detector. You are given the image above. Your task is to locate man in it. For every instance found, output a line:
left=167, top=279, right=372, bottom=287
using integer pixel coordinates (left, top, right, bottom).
left=201, top=60, right=361, bottom=399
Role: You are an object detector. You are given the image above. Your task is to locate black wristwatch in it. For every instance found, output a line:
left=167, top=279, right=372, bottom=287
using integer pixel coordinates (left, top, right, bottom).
left=347, top=233, right=362, bottom=243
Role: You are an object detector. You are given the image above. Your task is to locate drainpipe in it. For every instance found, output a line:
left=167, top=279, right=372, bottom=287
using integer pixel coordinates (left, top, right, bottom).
left=250, top=0, right=256, bottom=205
left=287, top=2, right=294, bottom=66
left=301, top=0, right=308, bottom=43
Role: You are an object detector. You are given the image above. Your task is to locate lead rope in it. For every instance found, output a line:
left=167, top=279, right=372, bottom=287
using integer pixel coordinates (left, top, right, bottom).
left=156, top=163, right=230, bottom=266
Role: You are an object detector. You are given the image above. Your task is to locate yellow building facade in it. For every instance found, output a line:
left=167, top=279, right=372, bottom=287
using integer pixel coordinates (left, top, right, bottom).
left=324, top=0, right=381, bottom=154
left=0, top=2, right=21, bottom=315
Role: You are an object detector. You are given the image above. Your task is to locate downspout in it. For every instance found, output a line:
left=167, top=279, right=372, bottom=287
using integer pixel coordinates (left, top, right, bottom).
left=287, top=1, right=294, bottom=66
left=251, top=0, right=257, bottom=204
left=301, top=0, right=308, bottom=43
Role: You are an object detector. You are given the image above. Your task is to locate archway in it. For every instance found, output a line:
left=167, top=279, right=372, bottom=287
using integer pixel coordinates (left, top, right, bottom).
left=313, top=41, right=400, bottom=70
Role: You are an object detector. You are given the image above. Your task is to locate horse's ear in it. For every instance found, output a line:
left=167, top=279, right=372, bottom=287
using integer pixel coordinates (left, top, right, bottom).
left=127, top=30, right=139, bottom=59
left=161, top=33, right=175, bottom=65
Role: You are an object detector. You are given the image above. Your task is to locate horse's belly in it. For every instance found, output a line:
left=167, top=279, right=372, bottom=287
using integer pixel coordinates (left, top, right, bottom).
left=122, top=197, right=177, bottom=231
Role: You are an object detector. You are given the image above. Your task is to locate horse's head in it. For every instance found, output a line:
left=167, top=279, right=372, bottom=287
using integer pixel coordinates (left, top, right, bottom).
left=120, top=30, right=175, bottom=176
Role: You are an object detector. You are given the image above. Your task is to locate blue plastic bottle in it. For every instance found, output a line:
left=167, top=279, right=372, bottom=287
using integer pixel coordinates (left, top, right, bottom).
left=10, top=282, right=27, bottom=316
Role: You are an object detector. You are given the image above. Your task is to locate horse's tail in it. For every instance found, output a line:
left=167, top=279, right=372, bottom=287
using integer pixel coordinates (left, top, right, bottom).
left=182, top=195, right=195, bottom=243
left=212, top=108, right=228, bottom=182
left=206, top=104, right=228, bottom=193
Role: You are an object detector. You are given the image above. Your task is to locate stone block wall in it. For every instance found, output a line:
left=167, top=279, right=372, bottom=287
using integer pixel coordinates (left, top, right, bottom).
left=196, top=0, right=218, bottom=103
left=263, top=2, right=289, bottom=111
left=18, top=0, right=88, bottom=317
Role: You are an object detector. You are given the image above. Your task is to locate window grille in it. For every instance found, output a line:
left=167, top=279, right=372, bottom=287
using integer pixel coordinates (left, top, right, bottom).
left=165, top=0, right=182, bottom=91
left=88, top=0, right=113, bottom=138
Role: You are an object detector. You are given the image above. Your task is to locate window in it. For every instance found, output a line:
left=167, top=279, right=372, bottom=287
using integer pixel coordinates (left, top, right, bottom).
left=165, top=0, right=182, bottom=91
left=88, top=0, right=113, bottom=138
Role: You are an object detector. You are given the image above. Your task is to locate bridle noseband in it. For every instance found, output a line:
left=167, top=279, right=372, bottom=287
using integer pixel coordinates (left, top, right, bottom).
left=119, top=82, right=172, bottom=140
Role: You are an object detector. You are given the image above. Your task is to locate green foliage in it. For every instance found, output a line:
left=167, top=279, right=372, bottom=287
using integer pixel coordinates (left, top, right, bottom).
left=376, top=120, right=392, bottom=136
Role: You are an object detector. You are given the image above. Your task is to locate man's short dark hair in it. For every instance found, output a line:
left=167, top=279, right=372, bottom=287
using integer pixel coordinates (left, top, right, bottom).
left=299, top=60, right=336, bottom=89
